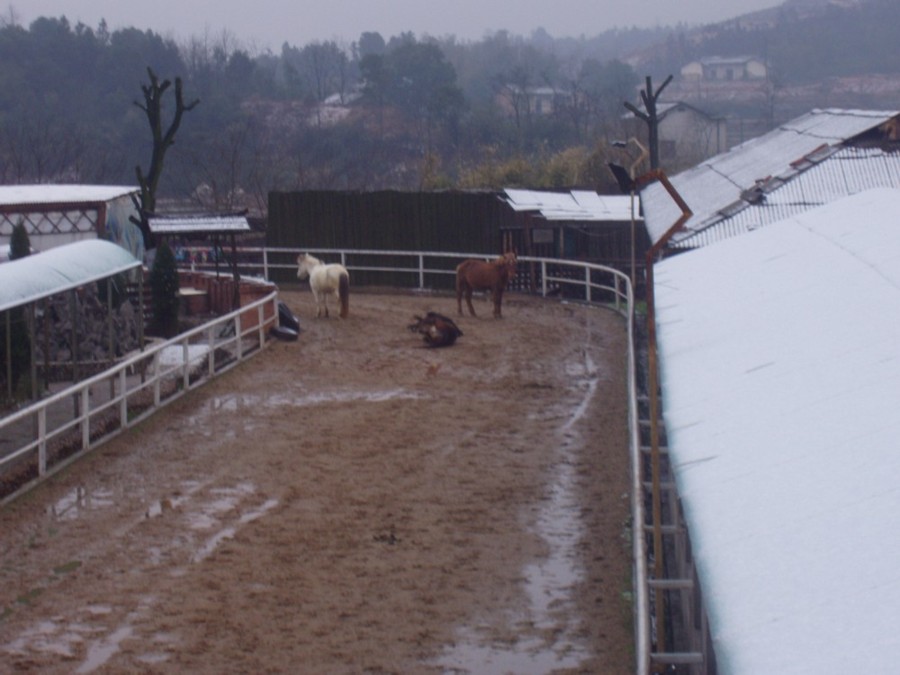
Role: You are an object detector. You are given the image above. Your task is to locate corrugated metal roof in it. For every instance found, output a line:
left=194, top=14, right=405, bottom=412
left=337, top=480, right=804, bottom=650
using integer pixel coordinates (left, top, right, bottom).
left=0, top=185, right=138, bottom=207
left=641, top=108, right=900, bottom=246
left=148, top=215, right=250, bottom=234
left=0, top=240, right=141, bottom=313
left=503, top=188, right=640, bottom=222
left=675, top=146, right=900, bottom=248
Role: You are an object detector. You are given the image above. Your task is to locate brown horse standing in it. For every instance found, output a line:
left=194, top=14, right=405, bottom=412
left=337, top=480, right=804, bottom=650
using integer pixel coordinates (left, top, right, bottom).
left=456, top=251, right=517, bottom=318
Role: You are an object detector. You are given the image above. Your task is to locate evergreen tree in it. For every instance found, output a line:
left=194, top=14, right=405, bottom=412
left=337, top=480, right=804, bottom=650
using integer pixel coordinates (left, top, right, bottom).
left=149, top=241, right=180, bottom=338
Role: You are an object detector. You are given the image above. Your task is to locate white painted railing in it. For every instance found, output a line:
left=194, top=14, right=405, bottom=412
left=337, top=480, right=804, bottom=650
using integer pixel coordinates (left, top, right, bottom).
left=194, top=246, right=631, bottom=311
left=0, top=291, right=279, bottom=507
left=190, top=246, right=648, bottom=672
left=1, top=247, right=648, bottom=673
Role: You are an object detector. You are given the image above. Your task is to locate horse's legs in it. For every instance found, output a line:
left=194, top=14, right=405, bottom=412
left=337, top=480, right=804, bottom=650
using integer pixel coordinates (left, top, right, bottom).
left=464, top=286, right=477, bottom=317
left=312, top=289, right=326, bottom=318
left=493, top=287, right=503, bottom=318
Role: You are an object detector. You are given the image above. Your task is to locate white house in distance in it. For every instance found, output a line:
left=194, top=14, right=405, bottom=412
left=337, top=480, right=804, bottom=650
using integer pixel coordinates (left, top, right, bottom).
left=680, top=55, right=768, bottom=82
left=0, top=184, right=144, bottom=262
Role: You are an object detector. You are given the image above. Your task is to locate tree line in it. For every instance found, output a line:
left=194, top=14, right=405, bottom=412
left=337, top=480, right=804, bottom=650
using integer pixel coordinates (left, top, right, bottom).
left=0, top=2, right=894, bottom=210
left=0, top=15, right=667, bottom=208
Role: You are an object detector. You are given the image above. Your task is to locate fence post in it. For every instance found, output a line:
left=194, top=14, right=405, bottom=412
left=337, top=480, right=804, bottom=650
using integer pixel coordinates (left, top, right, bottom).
left=541, top=260, right=548, bottom=297
left=585, top=267, right=592, bottom=303
left=153, top=352, right=161, bottom=406
left=119, top=368, right=128, bottom=428
left=235, top=317, right=243, bottom=361
left=182, top=341, right=190, bottom=390
left=418, top=254, right=425, bottom=289
left=81, top=383, right=90, bottom=450
left=263, top=248, right=270, bottom=281
left=257, top=303, right=265, bottom=345
left=38, top=407, right=47, bottom=475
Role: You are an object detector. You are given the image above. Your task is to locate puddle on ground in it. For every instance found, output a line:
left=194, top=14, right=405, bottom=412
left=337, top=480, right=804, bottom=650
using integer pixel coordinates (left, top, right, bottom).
left=191, top=497, right=279, bottom=563
left=186, top=389, right=423, bottom=424
left=75, top=625, right=133, bottom=674
left=47, top=486, right=116, bottom=521
left=433, top=354, right=600, bottom=673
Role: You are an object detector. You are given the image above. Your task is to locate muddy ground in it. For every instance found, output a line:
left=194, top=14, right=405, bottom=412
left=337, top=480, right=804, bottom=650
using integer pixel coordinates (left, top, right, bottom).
left=0, top=288, right=634, bottom=674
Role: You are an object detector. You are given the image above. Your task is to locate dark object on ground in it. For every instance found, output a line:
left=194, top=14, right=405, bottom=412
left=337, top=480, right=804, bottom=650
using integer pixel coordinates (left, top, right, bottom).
left=278, top=301, right=301, bottom=332
left=270, top=325, right=299, bottom=341
left=408, top=312, right=463, bottom=348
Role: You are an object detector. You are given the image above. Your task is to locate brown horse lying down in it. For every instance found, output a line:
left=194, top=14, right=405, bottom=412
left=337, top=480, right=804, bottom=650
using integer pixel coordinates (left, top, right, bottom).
left=455, top=251, right=517, bottom=318
left=408, top=311, right=464, bottom=348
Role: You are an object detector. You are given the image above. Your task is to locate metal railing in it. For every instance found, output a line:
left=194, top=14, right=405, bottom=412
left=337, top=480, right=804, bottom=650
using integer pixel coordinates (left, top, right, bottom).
left=0, top=291, right=279, bottom=507
left=191, top=246, right=630, bottom=311
left=188, top=246, right=649, bottom=672
left=0, top=246, right=649, bottom=673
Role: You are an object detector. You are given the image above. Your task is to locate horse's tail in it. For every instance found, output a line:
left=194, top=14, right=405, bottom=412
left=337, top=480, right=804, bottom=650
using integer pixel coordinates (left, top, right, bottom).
left=338, top=271, right=350, bottom=318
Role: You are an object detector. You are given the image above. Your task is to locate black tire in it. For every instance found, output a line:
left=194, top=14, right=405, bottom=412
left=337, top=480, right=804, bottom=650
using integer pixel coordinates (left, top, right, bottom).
left=278, top=301, right=301, bottom=332
left=270, top=325, right=299, bottom=342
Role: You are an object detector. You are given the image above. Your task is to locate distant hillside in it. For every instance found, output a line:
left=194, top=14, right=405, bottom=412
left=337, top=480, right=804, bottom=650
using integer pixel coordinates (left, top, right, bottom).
left=626, top=0, right=898, bottom=85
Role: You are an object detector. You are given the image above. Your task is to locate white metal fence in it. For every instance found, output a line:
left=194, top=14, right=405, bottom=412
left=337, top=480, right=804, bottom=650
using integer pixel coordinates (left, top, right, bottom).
left=0, top=292, right=278, bottom=506
left=0, top=247, right=648, bottom=673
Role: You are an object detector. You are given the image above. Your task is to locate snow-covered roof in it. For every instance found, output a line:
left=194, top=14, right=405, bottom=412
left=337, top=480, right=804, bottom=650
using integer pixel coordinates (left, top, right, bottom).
left=0, top=185, right=138, bottom=207
left=148, top=215, right=250, bottom=234
left=640, top=108, right=900, bottom=246
left=0, top=240, right=141, bottom=313
left=503, top=189, right=640, bottom=222
left=653, top=187, right=900, bottom=672
left=674, top=146, right=900, bottom=248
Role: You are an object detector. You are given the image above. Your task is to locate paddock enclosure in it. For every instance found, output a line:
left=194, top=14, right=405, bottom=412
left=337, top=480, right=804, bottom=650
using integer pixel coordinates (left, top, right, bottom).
left=0, top=288, right=634, bottom=673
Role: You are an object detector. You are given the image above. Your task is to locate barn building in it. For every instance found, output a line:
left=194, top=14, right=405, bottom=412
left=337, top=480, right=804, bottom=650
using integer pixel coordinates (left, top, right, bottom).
left=0, top=185, right=143, bottom=262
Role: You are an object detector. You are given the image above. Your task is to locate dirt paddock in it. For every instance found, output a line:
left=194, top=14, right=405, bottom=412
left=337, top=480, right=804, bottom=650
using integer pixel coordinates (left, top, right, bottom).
left=0, top=288, right=634, bottom=674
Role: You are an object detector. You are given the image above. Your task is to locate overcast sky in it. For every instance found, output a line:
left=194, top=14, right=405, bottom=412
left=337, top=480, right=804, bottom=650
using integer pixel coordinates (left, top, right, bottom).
left=14, top=0, right=784, bottom=51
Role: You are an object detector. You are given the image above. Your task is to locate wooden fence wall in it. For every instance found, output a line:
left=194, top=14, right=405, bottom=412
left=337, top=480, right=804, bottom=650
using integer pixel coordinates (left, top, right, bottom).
left=266, top=189, right=648, bottom=296
left=268, top=190, right=514, bottom=254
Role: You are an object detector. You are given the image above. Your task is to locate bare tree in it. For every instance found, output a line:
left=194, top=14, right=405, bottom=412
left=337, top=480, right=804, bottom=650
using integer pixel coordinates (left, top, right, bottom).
left=624, top=74, right=673, bottom=170
left=131, top=67, right=200, bottom=249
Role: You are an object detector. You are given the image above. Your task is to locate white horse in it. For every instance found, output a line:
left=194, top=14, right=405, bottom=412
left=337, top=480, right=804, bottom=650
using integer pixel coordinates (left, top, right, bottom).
left=296, top=253, right=350, bottom=318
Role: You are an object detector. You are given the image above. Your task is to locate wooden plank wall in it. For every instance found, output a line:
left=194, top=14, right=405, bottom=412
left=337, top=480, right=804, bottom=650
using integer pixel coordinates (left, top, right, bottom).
left=267, top=190, right=510, bottom=254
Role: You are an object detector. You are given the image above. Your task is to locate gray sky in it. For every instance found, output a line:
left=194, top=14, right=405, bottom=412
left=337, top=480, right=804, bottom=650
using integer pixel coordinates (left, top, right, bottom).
left=14, top=0, right=784, bottom=51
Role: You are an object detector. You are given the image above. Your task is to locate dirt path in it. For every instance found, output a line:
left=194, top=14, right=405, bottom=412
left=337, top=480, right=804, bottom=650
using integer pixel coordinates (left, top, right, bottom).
left=0, top=289, right=633, bottom=674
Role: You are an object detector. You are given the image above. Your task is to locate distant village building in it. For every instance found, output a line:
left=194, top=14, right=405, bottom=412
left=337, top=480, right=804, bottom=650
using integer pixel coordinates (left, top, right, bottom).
left=625, top=101, right=728, bottom=165
left=495, top=85, right=565, bottom=118
left=680, top=55, right=768, bottom=82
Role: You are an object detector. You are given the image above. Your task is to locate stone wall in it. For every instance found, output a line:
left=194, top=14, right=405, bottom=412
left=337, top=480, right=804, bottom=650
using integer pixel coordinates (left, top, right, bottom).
left=34, top=283, right=142, bottom=371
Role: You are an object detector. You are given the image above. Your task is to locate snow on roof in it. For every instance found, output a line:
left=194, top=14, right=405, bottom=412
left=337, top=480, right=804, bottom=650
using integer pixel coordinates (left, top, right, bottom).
left=148, top=215, right=250, bottom=234
left=503, top=188, right=640, bottom=222
left=0, top=185, right=138, bottom=207
left=0, top=240, right=141, bottom=313
left=640, top=108, right=900, bottom=246
left=653, top=187, right=900, bottom=672
left=674, top=146, right=900, bottom=248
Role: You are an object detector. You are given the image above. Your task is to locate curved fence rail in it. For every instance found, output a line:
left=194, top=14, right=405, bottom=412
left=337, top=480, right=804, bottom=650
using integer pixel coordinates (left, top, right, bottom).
left=0, top=247, right=648, bottom=674
left=194, top=246, right=649, bottom=673
left=0, top=292, right=279, bottom=507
